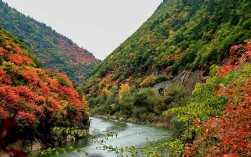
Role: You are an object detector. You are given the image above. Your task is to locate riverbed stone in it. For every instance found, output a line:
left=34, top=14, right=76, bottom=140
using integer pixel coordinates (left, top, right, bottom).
left=6, top=139, right=23, bottom=150
left=66, top=135, right=76, bottom=142
left=27, top=139, right=43, bottom=151
left=6, top=139, right=43, bottom=152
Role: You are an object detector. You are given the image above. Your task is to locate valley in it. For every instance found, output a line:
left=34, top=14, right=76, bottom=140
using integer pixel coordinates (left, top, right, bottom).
left=0, top=0, right=251, bottom=156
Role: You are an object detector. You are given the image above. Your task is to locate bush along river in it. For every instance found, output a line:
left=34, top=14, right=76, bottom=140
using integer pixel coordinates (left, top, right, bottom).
left=31, top=117, right=171, bottom=157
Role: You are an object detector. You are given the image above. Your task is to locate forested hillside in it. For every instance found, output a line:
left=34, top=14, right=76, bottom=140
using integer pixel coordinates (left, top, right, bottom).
left=0, top=27, right=89, bottom=152
left=0, top=1, right=99, bottom=84
left=84, top=0, right=251, bottom=96
left=83, top=0, right=251, bottom=156
left=90, top=41, right=251, bottom=156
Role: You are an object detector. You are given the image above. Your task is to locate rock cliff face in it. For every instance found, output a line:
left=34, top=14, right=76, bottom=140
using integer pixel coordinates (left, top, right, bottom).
left=174, top=70, right=207, bottom=91
left=152, top=70, right=206, bottom=94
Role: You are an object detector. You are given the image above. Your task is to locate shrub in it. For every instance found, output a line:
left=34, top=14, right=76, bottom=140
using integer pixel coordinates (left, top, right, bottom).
left=163, top=83, right=191, bottom=109
left=119, top=96, right=134, bottom=116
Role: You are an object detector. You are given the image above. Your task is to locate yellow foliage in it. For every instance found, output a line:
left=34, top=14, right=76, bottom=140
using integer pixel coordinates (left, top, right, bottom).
left=118, top=83, right=130, bottom=102
left=101, top=87, right=111, bottom=100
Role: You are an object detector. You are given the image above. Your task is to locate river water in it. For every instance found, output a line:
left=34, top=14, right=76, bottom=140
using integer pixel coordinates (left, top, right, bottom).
left=39, top=117, right=170, bottom=157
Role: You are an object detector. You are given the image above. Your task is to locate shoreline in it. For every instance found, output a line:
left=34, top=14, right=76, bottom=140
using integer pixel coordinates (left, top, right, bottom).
left=93, top=114, right=170, bottom=128
left=1, top=130, right=88, bottom=157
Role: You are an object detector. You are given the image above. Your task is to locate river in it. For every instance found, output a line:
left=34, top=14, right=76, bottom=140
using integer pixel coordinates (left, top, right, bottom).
left=36, top=117, right=170, bottom=157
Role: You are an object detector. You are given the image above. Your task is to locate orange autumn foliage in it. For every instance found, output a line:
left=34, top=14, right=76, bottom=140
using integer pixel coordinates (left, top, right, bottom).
left=0, top=28, right=89, bottom=147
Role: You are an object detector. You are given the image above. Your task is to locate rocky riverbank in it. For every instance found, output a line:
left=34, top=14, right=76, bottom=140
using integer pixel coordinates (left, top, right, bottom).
left=1, top=133, right=82, bottom=157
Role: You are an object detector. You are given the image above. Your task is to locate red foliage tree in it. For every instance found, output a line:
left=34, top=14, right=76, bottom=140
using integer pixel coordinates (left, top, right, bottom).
left=0, top=27, right=89, bottom=154
left=184, top=41, right=251, bottom=157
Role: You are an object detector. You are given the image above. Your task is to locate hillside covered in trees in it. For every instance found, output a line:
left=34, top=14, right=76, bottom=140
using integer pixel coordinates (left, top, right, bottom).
left=0, top=26, right=89, bottom=154
left=83, top=0, right=251, bottom=156
left=90, top=40, right=251, bottom=156
left=0, top=1, right=99, bottom=84
left=84, top=0, right=251, bottom=96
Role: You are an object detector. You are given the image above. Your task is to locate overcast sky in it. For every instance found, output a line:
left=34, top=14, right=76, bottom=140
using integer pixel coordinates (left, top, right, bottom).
left=3, top=0, right=162, bottom=60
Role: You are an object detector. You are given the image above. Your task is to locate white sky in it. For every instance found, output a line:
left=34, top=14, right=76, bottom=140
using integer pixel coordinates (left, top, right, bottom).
left=3, top=0, right=162, bottom=60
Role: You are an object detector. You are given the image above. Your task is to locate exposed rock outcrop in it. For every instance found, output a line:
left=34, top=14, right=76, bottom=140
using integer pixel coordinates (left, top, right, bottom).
left=174, top=70, right=208, bottom=91
left=152, top=70, right=208, bottom=94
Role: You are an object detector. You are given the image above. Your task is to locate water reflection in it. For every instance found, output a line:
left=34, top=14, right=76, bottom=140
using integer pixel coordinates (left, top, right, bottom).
left=33, top=117, right=170, bottom=157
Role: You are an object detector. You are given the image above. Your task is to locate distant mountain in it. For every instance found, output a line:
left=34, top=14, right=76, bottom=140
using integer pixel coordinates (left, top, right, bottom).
left=84, top=0, right=251, bottom=96
left=0, top=26, right=89, bottom=147
left=0, top=1, right=99, bottom=84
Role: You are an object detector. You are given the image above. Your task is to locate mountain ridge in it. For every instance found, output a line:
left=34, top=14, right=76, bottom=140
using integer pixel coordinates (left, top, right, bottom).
left=84, top=0, right=251, bottom=96
left=0, top=1, right=99, bottom=84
